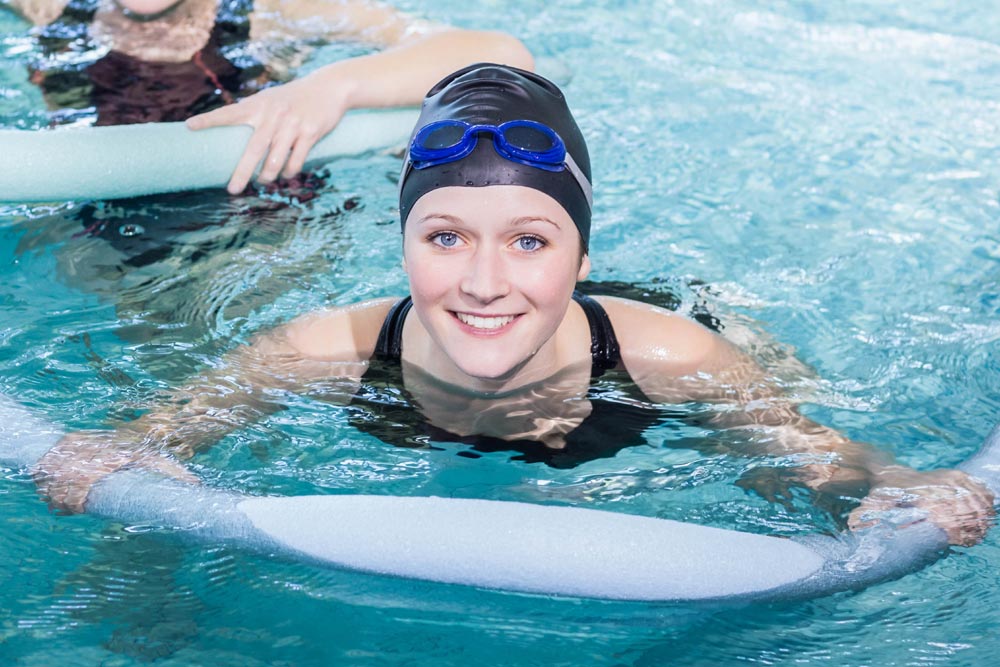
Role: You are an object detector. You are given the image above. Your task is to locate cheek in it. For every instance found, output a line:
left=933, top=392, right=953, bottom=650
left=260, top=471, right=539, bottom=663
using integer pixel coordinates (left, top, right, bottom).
left=403, top=249, right=451, bottom=301
left=514, top=256, right=580, bottom=301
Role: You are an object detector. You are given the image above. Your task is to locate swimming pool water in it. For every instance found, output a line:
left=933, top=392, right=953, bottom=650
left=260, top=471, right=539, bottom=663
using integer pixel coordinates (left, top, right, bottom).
left=2, top=0, right=1000, bottom=664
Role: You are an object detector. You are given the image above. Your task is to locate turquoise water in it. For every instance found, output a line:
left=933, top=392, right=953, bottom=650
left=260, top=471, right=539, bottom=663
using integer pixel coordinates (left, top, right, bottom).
left=2, top=0, right=1000, bottom=664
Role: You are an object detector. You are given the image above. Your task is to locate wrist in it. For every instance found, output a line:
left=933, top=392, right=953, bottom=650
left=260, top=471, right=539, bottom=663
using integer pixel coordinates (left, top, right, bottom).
left=868, top=464, right=912, bottom=487
left=310, top=61, right=364, bottom=112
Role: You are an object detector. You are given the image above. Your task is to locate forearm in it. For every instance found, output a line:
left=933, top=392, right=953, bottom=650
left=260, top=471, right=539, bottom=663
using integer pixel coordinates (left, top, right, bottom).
left=124, top=344, right=361, bottom=459
left=120, top=374, right=282, bottom=459
left=709, top=402, right=895, bottom=487
left=630, top=328, right=894, bottom=484
left=303, top=29, right=534, bottom=111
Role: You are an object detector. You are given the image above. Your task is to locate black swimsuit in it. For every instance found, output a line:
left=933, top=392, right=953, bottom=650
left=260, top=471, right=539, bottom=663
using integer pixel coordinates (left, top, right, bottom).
left=351, top=291, right=666, bottom=469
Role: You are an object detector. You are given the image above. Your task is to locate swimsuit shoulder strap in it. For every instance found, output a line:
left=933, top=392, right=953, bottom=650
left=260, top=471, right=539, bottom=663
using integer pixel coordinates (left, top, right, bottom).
left=373, top=296, right=413, bottom=361
left=573, top=291, right=622, bottom=377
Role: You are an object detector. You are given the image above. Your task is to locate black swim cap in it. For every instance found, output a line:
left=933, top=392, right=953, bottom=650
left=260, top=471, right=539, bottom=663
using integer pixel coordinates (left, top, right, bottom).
left=399, top=63, right=592, bottom=250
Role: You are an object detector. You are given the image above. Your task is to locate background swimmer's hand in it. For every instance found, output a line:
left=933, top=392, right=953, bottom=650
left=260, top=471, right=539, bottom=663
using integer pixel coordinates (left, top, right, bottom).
left=848, top=466, right=995, bottom=546
left=186, top=72, right=350, bottom=195
left=33, top=430, right=199, bottom=514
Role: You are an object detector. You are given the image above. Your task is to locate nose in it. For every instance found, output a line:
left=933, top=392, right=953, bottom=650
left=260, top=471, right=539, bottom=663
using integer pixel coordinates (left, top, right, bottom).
left=459, top=246, right=510, bottom=304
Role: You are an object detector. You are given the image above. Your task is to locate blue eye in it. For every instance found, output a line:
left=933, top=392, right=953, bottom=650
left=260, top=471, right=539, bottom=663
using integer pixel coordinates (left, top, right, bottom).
left=433, top=232, right=459, bottom=248
left=517, top=236, right=544, bottom=251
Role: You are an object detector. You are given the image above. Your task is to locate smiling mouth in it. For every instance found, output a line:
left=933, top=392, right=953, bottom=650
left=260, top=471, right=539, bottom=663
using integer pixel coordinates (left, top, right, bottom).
left=454, top=312, right=518, bottom=331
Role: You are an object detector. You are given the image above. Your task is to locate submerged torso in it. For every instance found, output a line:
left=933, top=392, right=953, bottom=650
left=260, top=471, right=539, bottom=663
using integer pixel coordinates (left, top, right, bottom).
left=349, top=288, right=693, bottom=468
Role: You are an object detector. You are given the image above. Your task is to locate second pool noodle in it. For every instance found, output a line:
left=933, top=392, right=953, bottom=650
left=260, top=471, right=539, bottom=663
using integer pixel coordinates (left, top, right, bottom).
left=1, top=393, right=996, bottom=603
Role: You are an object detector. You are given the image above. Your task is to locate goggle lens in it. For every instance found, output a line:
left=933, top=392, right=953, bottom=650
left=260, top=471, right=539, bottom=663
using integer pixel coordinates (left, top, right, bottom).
left=420, top=123, right=468, bottom=150
left=501, top=124, right=558, bottom=152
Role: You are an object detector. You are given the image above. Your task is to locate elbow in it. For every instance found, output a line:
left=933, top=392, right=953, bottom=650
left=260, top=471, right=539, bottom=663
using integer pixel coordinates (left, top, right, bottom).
left=465, top=30, right=535, bottom=72
left=492, top=32, right=536, bottom=71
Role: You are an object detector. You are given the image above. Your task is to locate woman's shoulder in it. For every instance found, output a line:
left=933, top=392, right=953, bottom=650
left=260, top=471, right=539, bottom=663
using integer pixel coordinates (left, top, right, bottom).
left=593, top=295, right=723, bottom=373
left=277, top=297, right=401, bottom=361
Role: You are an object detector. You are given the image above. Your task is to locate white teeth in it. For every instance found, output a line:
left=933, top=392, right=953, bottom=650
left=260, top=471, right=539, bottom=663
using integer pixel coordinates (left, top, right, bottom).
left=455, top=313, right=515, bottom=330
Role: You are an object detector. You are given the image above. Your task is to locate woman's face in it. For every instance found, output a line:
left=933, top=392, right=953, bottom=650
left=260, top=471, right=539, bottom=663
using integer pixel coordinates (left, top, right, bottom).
left=403, top=185, right=590, bottom=384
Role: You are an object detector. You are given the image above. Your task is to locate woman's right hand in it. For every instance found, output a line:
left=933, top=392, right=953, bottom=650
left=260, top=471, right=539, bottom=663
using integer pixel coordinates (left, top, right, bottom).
left=848, top=466, right=996, bottom=547
left=32, top=430, right=199, bottom=514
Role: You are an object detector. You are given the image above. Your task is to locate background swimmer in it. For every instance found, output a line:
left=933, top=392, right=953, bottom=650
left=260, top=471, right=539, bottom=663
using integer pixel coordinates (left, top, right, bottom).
left=33, top=64, right=995, bottom=547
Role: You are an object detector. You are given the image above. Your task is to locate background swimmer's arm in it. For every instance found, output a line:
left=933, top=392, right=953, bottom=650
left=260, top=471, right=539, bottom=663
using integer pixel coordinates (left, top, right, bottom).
left=34, top=298, right=397, bottom=513
left=603, top=296, right=994, bottom=545
left=188, top=0, right=533, bottom=194
left=3, top=0, right=68, bottom=25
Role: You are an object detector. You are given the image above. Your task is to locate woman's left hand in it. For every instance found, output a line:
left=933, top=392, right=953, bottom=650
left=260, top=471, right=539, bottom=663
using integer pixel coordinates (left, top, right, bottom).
left=848, top=466, right=995, bottom=546
left=186, top=72, right=352, bottom=194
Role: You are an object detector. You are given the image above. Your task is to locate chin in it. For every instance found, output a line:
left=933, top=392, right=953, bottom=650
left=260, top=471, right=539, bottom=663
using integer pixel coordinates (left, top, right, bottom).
left=452, top=354, right=527, bottom=383
left=458, top=363, right=517, bottom=382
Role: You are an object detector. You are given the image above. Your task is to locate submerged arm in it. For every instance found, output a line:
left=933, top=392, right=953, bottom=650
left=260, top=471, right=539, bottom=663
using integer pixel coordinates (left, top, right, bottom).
left=34, top=299, right=394, bottom=512
left=606, top=297, right=994, bottom=545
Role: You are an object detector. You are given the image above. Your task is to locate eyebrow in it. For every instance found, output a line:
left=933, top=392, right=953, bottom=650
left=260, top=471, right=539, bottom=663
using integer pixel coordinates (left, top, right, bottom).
left=414, top=213, right=562, bottom=229
left=414, top=213, right=465, bottom=226
left=510, top=216, right=562, bottom=230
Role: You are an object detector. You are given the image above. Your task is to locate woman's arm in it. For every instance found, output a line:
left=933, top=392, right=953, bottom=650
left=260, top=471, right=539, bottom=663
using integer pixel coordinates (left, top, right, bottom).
left=34, top=298, right=396, bottom=512
left=188, top=0, right=534, bottom=193
left=603, top=296, right=995, bottom=545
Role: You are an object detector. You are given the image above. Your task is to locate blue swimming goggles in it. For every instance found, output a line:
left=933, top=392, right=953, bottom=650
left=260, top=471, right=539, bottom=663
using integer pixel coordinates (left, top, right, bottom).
left=406, top=119, right=593, bottom=208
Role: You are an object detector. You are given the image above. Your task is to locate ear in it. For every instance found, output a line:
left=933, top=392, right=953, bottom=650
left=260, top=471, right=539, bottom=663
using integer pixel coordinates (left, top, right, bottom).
left=576, top=254, right=591, bottom=281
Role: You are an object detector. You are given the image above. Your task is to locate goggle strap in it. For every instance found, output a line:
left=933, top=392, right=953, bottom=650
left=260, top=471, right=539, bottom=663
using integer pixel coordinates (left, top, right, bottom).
left=398, top=151, right=411, bottom=202
left=564, top=151, right=593, bottom=209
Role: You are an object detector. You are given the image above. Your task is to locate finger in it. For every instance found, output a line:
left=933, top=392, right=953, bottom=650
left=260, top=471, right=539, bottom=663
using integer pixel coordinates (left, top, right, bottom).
left=282, top=132, right=317, bottom=180
left=146, top=457, right=200, bottom=486
left=282, top=109, right=338, bottom=179
left=847, top=506, right=876, bottom=532
left=257, top=122, right=299, bottom=184
left=227, top=120, right=277, bottom=194
left=186, top=103, right=251, bottom=131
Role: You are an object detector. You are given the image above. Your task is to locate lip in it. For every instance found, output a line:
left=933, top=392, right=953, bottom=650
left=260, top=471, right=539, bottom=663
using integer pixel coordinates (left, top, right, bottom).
left=451, top=311, right=522, bottom=336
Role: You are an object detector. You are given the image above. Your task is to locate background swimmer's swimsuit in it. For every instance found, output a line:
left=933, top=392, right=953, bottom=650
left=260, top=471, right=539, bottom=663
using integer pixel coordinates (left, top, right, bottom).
left=352, top=290, right=671, bottom=468
left=33, top=0, right=267, bottom=125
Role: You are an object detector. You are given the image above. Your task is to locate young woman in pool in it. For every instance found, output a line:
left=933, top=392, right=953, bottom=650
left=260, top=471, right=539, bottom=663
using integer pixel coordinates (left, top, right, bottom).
left=34, top=64, right=995, bottom=546
left=6, top=0, right=532, bottom=192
